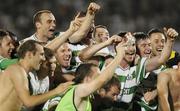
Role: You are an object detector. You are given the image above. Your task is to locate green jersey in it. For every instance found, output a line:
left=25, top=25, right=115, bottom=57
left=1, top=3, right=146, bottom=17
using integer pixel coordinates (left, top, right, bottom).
left=0, top=56, right=18, bottom=72
left=55, top=85, right=92, bottom=111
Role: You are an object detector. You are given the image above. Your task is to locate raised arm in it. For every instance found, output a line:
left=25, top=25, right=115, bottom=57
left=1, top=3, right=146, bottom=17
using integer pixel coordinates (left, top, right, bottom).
left=76, top=41, right=125, bottom=98
left=68, top=2, right=100, bottom=43
left=45, top=19, right=80, bottom=51
left=157, top=70, right=172, bottom=111
left=79, top=35, right=121, bottom=61
left=145, top=28, right=178, bottom=72
left=9, top=65, right=72, bottom=107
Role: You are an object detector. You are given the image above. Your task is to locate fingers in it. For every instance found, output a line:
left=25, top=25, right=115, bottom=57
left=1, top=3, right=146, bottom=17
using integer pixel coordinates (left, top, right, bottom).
left=167, top=28, right=178, bottom=37
left=110, top=35, right=122, bottom=43
left=88, top=2, right=100, bottom=15
left=69, top=19, right=81, bottom=32
left=164, top=27, right=178, bottom=41
left=75, top=12, right=80, bottom=19
left=64, top=81, right=74, bottom=85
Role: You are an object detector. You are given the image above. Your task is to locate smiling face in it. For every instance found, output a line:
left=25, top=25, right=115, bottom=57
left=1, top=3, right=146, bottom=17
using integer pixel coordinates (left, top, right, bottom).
left=149, top=32, right=165, bottom=56
left=137, top=38, right=152, bottom=58
left=123, top=36, right=136, bottom=64
left=36, top=12, right=56, bottom=39
left=94, top=27, right=110, bottom=43
left=55, top=43, right=72, bottom=68
left=0, top=35, right=15, bottom=58
left=31, top=44, right=45, bottom=70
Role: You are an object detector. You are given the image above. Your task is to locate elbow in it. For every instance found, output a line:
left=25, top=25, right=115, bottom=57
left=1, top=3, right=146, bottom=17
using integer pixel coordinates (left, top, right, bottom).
left=78, top=55, right=87, bottom=62
left=78, top=52, right=88, bottom=62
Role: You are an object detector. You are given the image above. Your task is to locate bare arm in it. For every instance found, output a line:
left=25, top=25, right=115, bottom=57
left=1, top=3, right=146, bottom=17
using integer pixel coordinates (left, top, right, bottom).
left=45, top=19, right=80, bottom=51
left=79, top=35, right=121, bottom=61
left=9, top=65, right=72, bottom=107
left=157, top=71, right=171, bottom=111
left=145, top=28, right=178, bottom=72
left=76, top=42, right=125, bottom=98
left=68, top=2, right=100, bottom=43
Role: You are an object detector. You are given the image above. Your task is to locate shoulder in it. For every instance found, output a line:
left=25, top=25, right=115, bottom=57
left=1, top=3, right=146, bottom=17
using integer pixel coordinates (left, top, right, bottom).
left=5, top=64, right=26, bottom=78
left=19, top=35, right=35, bottom=44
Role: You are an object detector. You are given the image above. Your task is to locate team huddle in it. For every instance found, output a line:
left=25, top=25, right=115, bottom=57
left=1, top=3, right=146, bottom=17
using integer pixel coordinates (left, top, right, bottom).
left=0, top=2, right=180, bottom=111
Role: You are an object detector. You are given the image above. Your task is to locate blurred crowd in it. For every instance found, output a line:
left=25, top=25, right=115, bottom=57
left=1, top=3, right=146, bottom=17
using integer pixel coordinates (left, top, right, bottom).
left=1, top=0, right=180, bottom=40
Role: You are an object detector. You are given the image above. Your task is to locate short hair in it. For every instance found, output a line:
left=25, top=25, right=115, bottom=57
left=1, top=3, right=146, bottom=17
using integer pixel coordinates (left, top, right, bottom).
left=74, top=63, right=97, bottom=84
left=102, top=76, right=120, bottom=92
left=93, top=25, right=108, bottom=38
left=133, top=32, right=149, bottom=43
left=0, top=29, right=9, bottom=42
left=117, top=31, right=128, bottom=38
left=18, top=40, right=41, bottom=59
left=33, top=10, right=52, bottom=25
left=147, top=28, right=164, bottom=37
left=44, top=47, right=54, bottom=61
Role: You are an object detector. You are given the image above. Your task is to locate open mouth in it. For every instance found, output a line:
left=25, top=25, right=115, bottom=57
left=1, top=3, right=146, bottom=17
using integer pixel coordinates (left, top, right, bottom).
left=156, top=48, right=163, bottom=52
left=8, top=50, right=13, bottom=55
left=49, top=29, right=55, bottom=33
left=63, top=56, right=70, bottom=63
left=144, top=50, right=151, bottom=55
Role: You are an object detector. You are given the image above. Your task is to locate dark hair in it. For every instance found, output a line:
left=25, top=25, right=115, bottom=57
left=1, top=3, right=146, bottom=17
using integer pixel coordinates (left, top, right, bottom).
left=147, top=28, right=164, bottom=37
left=0, top=29, right=9, bottom=42
left=93, top=25, right=108, bottom=38
left=118, top=31, right=128, bottom=38
left=133, top=32, right=149, bottom=56
left=133, top=32, right=148, bottom=43
left=44, top=47, right=54, bottom=61
left=6, top=30, right=19, bottom=58
left=74, top=63, right=97, bottom=84
left=103, top=76, right=120, bottom=92
left=18, top=40, right=41, bottom=59
left=33, top=10, right=52, bottom=25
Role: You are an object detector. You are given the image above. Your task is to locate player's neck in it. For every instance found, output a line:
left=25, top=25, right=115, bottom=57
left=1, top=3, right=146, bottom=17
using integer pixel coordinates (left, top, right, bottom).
left=35, top=32, right=48, bottom=43
left=119, top=60, right=130, bottom=70
left=18, top=59, right=31, bottom=73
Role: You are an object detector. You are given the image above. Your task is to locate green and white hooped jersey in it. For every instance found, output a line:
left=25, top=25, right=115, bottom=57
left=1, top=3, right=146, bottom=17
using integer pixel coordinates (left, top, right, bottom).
left=137, top=65, right=167, bottom=111
left=115, top=57, right=147, bottom=103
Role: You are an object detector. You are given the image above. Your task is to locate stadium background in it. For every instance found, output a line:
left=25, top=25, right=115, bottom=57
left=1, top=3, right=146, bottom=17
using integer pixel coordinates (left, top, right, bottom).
left=0, top=0, right=179, bottom=51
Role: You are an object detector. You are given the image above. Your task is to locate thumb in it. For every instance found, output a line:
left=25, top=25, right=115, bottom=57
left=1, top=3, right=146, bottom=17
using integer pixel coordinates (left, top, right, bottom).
left=163, top=27, right=168, bottom=36
left=75, top=12, right=80, bottom=19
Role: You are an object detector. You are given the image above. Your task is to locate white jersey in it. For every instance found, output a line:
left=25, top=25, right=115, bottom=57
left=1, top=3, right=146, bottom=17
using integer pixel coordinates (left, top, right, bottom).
left=115, top=57, right=147, bottom=103
left=69, top=44, right=87, bottom=63
left=29, top=71, right=49, bottom=95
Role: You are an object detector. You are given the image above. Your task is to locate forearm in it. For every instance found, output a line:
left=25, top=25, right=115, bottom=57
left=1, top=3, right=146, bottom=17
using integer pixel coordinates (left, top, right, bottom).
left=45, top=29, right=74, bottom=51
left=69, top=14, right=95, bottom=43
left=146, top=40, right=174, bottom=72
left=159, top=95, right=171, bottom=111
left=82, top=53, right=123, bottom=97
left=79, top=41, right=109, bottom=61
left=97, top=54, right=123, bottom=86
left=24, top=89, right=59, bottom=107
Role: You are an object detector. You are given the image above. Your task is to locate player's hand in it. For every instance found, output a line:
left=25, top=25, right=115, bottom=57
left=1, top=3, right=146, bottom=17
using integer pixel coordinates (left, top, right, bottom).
left=55, top=81, right=74, bottom=94
left=87, top=2, right=100, bottom=15
left=164, top=27, right=178, bottom=41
